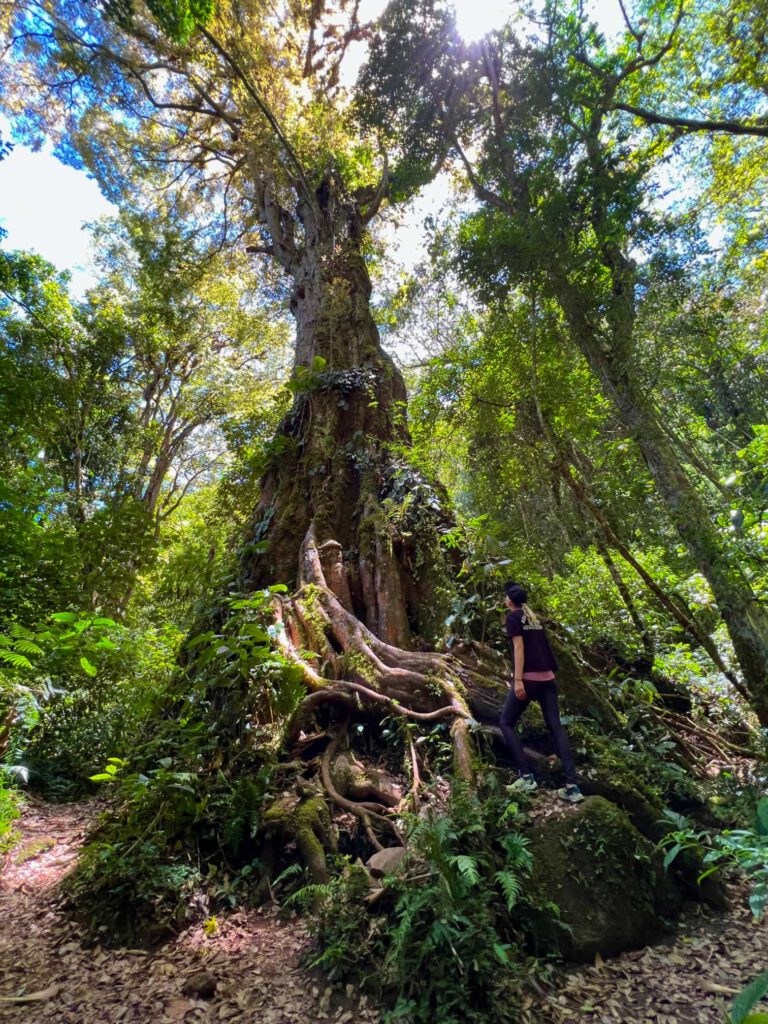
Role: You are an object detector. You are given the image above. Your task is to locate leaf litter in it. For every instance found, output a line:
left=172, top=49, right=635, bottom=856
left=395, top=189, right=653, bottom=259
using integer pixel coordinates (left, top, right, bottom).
left=0, top=799, right=378, bottom=1024
left=1, top=798, right=767, bottom=1023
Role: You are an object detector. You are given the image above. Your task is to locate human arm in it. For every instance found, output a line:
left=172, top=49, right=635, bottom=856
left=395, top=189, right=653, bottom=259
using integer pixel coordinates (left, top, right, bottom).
left=512, top=636, right=525, bottom=699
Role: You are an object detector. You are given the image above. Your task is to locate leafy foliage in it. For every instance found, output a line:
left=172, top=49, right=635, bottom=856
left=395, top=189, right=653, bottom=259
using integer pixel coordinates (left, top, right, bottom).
left=661, top=797, right=768, bottom=920
left=291, top=783, right=546, bottom=1024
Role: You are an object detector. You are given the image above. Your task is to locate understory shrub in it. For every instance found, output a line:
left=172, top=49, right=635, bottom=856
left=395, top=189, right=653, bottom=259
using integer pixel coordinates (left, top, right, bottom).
left=64, top=585, right=307, bottom=941
left=0, top=776, right=21, bottom=853
left=661, top=796, right=768, bottom=920
left=291, top=782, right=551, bottom=1024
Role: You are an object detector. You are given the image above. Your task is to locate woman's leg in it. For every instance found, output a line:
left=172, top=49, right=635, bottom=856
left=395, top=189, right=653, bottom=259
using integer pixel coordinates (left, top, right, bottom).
left=536, top=684, right=578, bottom=785
left=499, top=687, right=532, bottom=776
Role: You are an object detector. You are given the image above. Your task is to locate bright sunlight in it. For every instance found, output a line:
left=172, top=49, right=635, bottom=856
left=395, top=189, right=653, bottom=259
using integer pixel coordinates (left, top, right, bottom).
left=453, top=0, right=513, bottom=41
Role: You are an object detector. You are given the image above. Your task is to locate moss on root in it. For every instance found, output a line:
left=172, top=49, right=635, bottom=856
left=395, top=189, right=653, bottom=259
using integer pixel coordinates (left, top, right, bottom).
left=263, top=793, right=335, bottom=884
left=337, top=649, right=377, bottom=683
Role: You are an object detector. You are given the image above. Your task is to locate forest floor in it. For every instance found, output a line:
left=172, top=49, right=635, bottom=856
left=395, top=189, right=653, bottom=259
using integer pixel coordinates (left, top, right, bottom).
left=0, top=798, right=766, bottom=1024
left=0, top=799, right=377, bottom=1024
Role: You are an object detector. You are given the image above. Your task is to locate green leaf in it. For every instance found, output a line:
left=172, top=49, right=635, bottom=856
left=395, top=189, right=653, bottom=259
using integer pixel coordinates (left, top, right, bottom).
left=50, top=612, right=77, bottom=623
left=88, top=773, right=117, bottom=783
left=0, top=649, right=33, bottom=670
left=662, top=843, right=681, bottom=870
left=732, top=970, right=768, bottom=1024
left=493, top=943, right=510, bottom=964
left=186, top=631, right=215, bottom=650
left=79, top=656, right=98, bottom=677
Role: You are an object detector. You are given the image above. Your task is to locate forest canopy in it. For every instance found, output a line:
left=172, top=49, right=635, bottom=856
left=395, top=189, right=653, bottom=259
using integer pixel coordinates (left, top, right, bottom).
left=1, top=1, right=768, bottom=1022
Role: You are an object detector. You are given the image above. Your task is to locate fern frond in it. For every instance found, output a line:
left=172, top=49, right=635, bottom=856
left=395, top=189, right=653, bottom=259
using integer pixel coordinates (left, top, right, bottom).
left=0, top=649, right=33, bottom=670
left=450, top=854, right=480, bottom=886
left=12, top=640, right=43, bottom=656
left=8, top=624, right=35, bottom=640
left=495, top=870, right=522, bottom=911
left=273, top=862, right=304, bottom=888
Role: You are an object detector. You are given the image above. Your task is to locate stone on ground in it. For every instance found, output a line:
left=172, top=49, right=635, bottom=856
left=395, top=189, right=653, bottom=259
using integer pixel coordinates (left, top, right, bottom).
left=524, top=795, right=680, bottom=961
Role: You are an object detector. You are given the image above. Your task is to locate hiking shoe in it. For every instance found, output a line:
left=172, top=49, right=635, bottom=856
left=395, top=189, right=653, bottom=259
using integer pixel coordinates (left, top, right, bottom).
left=557, top=785, right=584, bottom=804
left=508, top=774, right=538, bottom=794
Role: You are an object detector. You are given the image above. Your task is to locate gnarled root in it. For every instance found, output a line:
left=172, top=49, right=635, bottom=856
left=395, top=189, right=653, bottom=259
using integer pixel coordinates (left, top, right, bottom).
left=320, top=725, right=402, bottom=851
left=279, top=524, right=517, bottom=786
left=263, top=790, right=337, bottom=884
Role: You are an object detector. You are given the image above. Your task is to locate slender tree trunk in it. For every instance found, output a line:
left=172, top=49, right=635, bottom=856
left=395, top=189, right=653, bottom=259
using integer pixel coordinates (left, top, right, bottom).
left=555, top=284, right=768, bottom=721
left=595, top=538, right=655, bottom=664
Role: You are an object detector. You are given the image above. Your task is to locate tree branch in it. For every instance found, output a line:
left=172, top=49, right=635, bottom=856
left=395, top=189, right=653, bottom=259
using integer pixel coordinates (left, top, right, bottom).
left=613, top=102, right=768, bottom=138
left=198, top=26, right=316, bottom=207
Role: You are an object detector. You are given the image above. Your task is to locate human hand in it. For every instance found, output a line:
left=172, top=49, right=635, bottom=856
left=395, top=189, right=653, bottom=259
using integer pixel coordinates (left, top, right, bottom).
left=514, top=680, right=526, bottom=700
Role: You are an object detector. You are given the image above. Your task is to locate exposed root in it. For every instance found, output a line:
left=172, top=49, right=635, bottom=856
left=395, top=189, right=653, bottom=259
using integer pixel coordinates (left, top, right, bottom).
left=274, top=522, right=526, bottom=798
left=451, top=718, right=474, bottom=784
left=319, top=727, right=402, bottom=851
left=407, top=734, right=421, bottom=811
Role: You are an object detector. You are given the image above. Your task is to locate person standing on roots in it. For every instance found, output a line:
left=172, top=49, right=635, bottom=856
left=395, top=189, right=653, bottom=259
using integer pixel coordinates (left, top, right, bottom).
left=500, top=582, right=584, bottom=803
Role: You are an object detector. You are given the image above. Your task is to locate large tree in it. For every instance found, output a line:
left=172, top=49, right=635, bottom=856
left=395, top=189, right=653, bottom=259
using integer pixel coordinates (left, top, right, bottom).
left=0, top=0, right=527, bottom=789
left=2, top=0, right=464, bottom=645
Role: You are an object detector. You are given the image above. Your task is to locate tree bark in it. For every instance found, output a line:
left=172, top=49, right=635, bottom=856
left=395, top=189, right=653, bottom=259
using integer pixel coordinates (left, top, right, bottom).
left=241, top=176, right=455, bottom=646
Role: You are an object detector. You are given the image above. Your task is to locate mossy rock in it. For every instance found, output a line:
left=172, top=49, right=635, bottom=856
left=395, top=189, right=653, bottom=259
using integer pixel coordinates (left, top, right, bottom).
left=524, top=796, right=680, bottom=961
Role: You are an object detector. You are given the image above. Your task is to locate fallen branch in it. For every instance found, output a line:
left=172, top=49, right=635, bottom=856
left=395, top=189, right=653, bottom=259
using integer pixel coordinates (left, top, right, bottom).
left=0, top=984, right=62, bottom=1003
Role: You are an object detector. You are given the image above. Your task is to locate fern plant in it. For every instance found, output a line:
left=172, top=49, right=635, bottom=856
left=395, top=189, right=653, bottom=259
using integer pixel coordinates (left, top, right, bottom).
left=294, top=782, right=543, bottom=1024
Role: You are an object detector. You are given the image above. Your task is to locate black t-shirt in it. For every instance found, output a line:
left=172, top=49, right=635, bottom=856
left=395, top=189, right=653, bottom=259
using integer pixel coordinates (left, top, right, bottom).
left=506, top=609, right=558, bottom=673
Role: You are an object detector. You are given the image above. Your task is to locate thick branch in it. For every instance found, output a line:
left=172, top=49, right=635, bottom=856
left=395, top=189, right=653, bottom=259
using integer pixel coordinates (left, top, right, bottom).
left=613, top=103, right=768, bottom=138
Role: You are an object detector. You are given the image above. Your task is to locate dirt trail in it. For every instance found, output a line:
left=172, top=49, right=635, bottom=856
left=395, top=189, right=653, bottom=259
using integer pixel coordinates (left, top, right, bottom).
left=1, top=799, right=767, bottom=1024
left=0, top=799, right=378, bottom=1024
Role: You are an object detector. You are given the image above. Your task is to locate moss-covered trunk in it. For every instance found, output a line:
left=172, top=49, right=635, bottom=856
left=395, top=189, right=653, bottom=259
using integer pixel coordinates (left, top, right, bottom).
left=242, top=179, right=454, bottom=646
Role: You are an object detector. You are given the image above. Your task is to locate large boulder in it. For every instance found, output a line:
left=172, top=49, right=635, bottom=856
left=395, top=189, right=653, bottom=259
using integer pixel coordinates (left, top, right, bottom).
left=524, top=796, right=680, bottom=961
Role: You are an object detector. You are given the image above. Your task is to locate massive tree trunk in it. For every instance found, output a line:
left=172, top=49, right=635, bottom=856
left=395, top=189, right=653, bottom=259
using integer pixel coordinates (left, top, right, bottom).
left=242, top=176, right=455, bottom=647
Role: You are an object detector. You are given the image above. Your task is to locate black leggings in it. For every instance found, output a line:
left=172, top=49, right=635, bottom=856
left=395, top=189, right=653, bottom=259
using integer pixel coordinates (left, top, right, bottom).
left=499, top=681, right=577, bottom=785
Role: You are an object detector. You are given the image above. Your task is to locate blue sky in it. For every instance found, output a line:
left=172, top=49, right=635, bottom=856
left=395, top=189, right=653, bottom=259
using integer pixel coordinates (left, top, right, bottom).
left=0, top=116, right=114, bottom=293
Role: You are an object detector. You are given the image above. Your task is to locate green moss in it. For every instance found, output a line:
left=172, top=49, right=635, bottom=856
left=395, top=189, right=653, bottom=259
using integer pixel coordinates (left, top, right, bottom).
left=338, top=649, right=377, bottom=683
left=299, top=585, right=332, bottom=654
left=14, top=836, right=56, bottom=864
left=525, top=796, right=679, bottom=961
left=571, top=724, right=702, bottom=813
left=265, top=793, right=333, bottom=884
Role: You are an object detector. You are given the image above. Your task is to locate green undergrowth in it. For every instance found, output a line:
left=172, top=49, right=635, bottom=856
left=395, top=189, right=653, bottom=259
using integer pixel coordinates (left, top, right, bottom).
left=662, top=794, right=768, bottom=921
left=570, top=722, right=704, bottom=811
left=67, top=762, right=279, bottom=943
left=289, top=780, right=553, bottom=1024
left=518, top=700, right=704, bottom=816
left=63, top=585, right=309, bottom=944
left=0, top=776, right=21, bottom=854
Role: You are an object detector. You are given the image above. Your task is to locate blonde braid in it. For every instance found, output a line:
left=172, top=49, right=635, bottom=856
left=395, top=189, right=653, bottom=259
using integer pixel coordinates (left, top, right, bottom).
left=522, top=602, right=540, bottom=627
